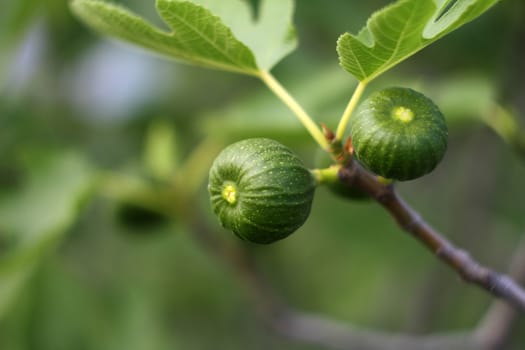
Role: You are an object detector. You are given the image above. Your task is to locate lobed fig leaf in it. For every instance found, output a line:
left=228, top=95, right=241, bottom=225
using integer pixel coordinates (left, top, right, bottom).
left=70, top=0, right=297, bottom=74
left=337, top=0, right=501, bottom=83
left=71, top=0, right=258, bottom=74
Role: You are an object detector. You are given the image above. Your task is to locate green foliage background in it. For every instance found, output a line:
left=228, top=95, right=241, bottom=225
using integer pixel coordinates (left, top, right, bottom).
left=1, top=0, right=525, bottom=349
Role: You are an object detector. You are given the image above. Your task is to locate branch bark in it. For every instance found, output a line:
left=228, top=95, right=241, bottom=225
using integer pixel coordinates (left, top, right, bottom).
left=337, top=159, right=525, bottom=311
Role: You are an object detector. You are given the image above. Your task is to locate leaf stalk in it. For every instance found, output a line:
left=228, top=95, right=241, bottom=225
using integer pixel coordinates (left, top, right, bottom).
left=335, top=80, right=367, bottom=141
left=258, top=70, right=329, bottom=150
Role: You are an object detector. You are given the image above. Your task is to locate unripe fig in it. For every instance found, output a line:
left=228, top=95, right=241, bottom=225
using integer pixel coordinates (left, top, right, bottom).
left=208, top=138, right=315, bottom=244
left=350, top=87, right=448, bottom=181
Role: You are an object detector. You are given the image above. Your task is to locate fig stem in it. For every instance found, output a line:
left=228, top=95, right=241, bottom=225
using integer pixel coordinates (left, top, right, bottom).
left=258, top=70, right=329, bottom=150
left=336, top=81, right=367, bottom=141
left=310, top=166, right=339, bottom=185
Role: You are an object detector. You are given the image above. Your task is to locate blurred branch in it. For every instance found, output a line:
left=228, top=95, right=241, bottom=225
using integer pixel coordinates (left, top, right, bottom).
left=475, top=237, right=525, bottom=349
left=187, top=216, right=484, bottom=350
left=185, top=211, right=525, bottom=350
left=338, top=159, right=525, bottom=312
left=272, top=312, right=479, bottom=350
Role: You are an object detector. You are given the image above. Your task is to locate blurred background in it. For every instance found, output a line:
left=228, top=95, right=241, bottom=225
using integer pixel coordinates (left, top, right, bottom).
left=1, top=0, right=525, bottom=349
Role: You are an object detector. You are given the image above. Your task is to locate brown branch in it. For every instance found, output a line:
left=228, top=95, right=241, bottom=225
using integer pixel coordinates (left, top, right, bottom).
left=337, top=159, right=525, bottom=311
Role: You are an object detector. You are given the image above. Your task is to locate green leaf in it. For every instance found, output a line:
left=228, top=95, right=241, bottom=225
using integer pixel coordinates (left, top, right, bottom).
left=337, top=0, right=501, bottom=82
left=0, top=153, right=94, bottom=319
left=70, top=0, right=259, bottom=75
left=189, top=0, right=297, bottom=70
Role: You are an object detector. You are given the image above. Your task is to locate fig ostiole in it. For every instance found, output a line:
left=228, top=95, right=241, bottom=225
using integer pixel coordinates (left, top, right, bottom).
left=208, top=138, right=316, bottom=244
left=350, top=87, right=448, bottom=181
